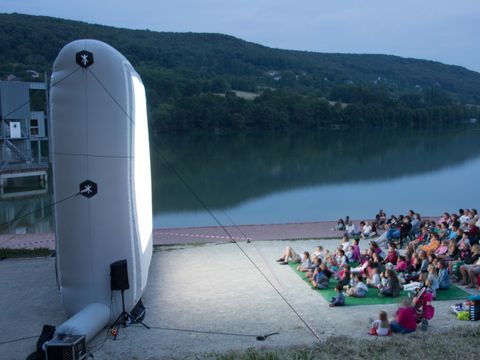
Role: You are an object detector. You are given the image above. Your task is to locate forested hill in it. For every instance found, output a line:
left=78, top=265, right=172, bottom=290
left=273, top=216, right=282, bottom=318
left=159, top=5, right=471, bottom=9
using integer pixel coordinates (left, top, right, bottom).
left=1, top=13, right=479, bottom=134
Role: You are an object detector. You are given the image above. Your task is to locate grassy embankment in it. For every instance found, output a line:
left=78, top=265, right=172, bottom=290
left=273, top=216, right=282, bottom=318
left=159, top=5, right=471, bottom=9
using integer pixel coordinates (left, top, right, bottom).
left=205, top=327, right=479, bottom=360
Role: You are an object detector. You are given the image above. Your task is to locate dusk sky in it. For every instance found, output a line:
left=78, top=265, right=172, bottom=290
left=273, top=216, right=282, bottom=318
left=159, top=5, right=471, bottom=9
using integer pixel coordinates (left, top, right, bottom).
left=2, top=0, right=479, bottom=72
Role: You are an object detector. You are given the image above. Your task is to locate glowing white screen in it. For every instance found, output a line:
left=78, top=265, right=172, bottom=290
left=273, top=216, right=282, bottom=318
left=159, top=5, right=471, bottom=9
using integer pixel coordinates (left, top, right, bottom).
left=132, top=75, right=152, bottom=253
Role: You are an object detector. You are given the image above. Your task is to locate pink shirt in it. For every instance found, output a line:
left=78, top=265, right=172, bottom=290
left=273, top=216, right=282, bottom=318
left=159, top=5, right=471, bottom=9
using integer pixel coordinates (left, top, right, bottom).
left=396, top=307, right=417, bottom=331
left=435, top=245, right=448, bottom=255
left=396, top=260, right=408, bottom=272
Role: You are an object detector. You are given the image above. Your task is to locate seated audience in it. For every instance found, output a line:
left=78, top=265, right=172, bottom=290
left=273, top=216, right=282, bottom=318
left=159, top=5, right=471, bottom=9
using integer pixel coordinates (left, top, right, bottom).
left=390, top=299, right=417, bottom=334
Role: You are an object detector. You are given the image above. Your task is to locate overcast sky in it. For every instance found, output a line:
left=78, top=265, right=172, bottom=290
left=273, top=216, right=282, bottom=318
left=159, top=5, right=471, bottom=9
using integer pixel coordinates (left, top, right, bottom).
left=2, top=0, right=479, bottom=72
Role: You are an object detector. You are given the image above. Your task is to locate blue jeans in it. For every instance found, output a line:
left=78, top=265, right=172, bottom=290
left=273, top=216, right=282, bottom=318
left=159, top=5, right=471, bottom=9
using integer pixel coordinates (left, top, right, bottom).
left=386, top=228, right=401, bottom=240
left=390, top=321, right=415, bottom=334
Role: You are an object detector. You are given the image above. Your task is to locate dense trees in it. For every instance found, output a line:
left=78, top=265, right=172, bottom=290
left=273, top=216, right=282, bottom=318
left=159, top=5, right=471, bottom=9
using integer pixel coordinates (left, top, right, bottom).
left=150, top=90, right=479, bottom=134
left=0, top=13, right=479, bottom=135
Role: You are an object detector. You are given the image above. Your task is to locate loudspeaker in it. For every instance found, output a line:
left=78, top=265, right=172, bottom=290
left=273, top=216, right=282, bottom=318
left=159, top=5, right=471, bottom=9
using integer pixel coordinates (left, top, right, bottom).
left=110, top=259, right=130, bottom=291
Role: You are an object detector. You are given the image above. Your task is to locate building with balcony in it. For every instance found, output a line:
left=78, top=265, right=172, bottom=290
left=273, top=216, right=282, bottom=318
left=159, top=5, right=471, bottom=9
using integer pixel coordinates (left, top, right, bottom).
left=0, top=80, right=49, bottom=197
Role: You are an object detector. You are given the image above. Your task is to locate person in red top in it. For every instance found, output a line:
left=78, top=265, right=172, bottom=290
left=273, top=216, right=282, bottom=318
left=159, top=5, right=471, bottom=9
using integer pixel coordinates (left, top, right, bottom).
left=383, top=244, right=398, bottom=265
left=467, top=221, right=479, bottom=241
left=390, top=299, right=417, bottom=333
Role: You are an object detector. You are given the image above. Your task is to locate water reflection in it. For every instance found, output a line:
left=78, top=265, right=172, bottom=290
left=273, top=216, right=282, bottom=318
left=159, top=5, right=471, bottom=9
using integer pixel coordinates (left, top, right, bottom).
left=0, top=192, right=53, bottom=234
left=1, top=126, right=480, bottom=234
left=152, top=126, right=480, bottom=214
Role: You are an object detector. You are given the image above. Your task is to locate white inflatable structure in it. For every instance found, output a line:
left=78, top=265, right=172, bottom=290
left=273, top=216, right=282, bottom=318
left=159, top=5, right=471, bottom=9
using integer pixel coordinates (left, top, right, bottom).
left=50, top=39, right=153, bottom=340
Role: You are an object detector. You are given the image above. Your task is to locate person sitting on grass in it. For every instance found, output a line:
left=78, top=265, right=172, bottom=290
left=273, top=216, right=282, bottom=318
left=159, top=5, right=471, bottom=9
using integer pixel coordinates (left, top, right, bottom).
left=383, top=244, right=398, bottom=266
left=346, top=245, right=354, bottom=262
left=434, top=240, right=449, bottom=257
left=345, top=274, right=369, bottom=297
left=396, top=255, right=408, bottom=273
left=386, top=216, right=412, bottom=244
left=335, top=218, right=346, bottom=231
left=390, top=299, right=417, bottom=334
left=276, top=246, right=301, bottom=265
left=370, top=252, right=383, bottom=269
left=426, top=264, right=439, bottom=298
left=404, top=254, right=421, bottom=283
left=370, top=310, right=391, bottom=336
left=378, top=269, right=401, bottom=297
left=305, top=257, right=322, bottom=280
left=457, top=231, right=471, bottom=251
left=437, top=261, right=450, bottom=290
left=466, top=220, right=479, bottom=243
left=329, top=284, right=345, bottom=307
left=410, top=226, right=430, bottom=248
left=345, top=220, right=356, bottom=237
left=335, top=248, right=349, bottom=269
left=340, top=236, right=350, bottom=251
left=436, top=239, right=458, bottom=263
left=438, top=212, right=450, bottom=225
left=418, top=251, right=429, bottom=282
left=421, top=232, right=441, bottom=257
left=448, top=243, right=474, bottom=281
left=459, top=255, right=480, bottom=289
left=360, top=221, right=374, bottom=239
left=369, top=241, right=383, bottom=259
left=312, top=263, right=331, bottom=289
left=405, top=242, right=416, bottom=263
left=277, top=246, right=322, bottom=265
left=337, top=265, right=351, bottom=287
left=367, top=266, right=382, bottom=288
left=375, top=209, right=387, bottom=229
left=351, top=238, right=361, bottom=263
left=437, top=222, right=450, bottom=241
left=312, top=246, right=324, bottom=260
left=296, top=251, right=312, bottom=272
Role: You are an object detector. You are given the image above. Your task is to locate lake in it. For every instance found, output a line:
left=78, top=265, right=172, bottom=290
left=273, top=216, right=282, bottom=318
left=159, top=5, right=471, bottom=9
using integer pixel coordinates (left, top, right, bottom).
left=1, top=125, right=480, bottom=234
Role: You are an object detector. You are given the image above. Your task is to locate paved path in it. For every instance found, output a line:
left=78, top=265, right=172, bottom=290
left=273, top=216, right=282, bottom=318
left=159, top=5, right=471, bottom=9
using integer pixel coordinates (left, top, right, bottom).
left=1, top=238, right=477, bottom=360
left=0, top=220, right=357, bottom=250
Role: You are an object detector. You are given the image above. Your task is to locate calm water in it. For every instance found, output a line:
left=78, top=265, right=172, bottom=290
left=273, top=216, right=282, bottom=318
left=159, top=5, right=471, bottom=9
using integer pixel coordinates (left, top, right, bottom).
left=1, top=126, right=480, bottom=234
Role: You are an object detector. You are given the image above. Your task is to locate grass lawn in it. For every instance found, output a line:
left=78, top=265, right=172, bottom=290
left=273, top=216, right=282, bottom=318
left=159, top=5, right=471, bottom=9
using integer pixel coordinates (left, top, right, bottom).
left=288, top=262, right=470, bottom=305
left=208, top=327, right=480, bottom=360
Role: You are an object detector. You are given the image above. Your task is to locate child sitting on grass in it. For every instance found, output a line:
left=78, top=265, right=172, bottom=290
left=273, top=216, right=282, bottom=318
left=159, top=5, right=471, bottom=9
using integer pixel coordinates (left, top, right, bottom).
left=305, top=257, right=321, bottom=280
left=351, top=238, right=361, bottom=263
left=337, top=265, right=351, bottom=287
left=329, top=284, right=345, bottom=307
left=312, top=263, right=331, bottom=289
left=383, top=244, right=398, bottom=265
left=296, top=251, right=312, bottom=272
left=370, top=310, right=391, bottom=336
left=346, top=274, right=369, bottom=297
left=378, top=269, right=401, bottom=297
left=396, top=255, right=408, bottom=273
left=367, top=266, right=381, bottom=288
left=335, top=248, right=349, bottom=268
left=426, top=264, right=439, bottom=298
left=340, top=236, right=350, bottom=251
left=437, top=261, right=450, bottom=290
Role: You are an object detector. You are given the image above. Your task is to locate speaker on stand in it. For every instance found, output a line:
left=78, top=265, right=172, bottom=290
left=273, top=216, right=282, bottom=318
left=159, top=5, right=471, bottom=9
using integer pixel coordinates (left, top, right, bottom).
left=110, top=260, right=149, bottom=339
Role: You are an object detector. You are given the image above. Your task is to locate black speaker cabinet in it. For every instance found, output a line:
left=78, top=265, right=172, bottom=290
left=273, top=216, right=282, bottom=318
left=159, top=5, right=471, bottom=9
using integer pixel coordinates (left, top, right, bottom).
left=110, top=259, right=130, bottom=291
left=46, top=335, right=87, bottom=360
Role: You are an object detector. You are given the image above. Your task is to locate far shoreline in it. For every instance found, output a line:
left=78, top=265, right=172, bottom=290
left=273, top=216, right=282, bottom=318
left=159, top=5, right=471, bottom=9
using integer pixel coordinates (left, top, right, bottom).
left=0, top=216, right=441, bottom=251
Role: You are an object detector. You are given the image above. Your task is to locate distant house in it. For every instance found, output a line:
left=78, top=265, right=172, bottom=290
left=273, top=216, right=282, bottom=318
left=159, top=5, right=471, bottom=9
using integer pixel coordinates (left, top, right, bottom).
left=266, top=70, right=282, bottom=81
left=266, top=70, right=279, bottom=77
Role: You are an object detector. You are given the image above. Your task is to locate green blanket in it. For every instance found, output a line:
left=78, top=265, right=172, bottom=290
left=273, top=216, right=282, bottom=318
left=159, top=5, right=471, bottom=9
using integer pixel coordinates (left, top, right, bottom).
left=288, top=263, right=470, bottom=306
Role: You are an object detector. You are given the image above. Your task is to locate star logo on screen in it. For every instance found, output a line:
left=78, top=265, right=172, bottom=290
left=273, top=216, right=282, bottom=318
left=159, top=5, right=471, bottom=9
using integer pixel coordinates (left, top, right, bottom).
left=79, top=180, right=98, bottom=198
left=76, top=50, right=94, bottom=68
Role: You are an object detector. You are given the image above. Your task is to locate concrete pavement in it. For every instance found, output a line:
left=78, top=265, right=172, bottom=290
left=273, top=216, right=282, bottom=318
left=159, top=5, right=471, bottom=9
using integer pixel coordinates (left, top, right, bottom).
left=0, top=239, right=477, bottom=359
